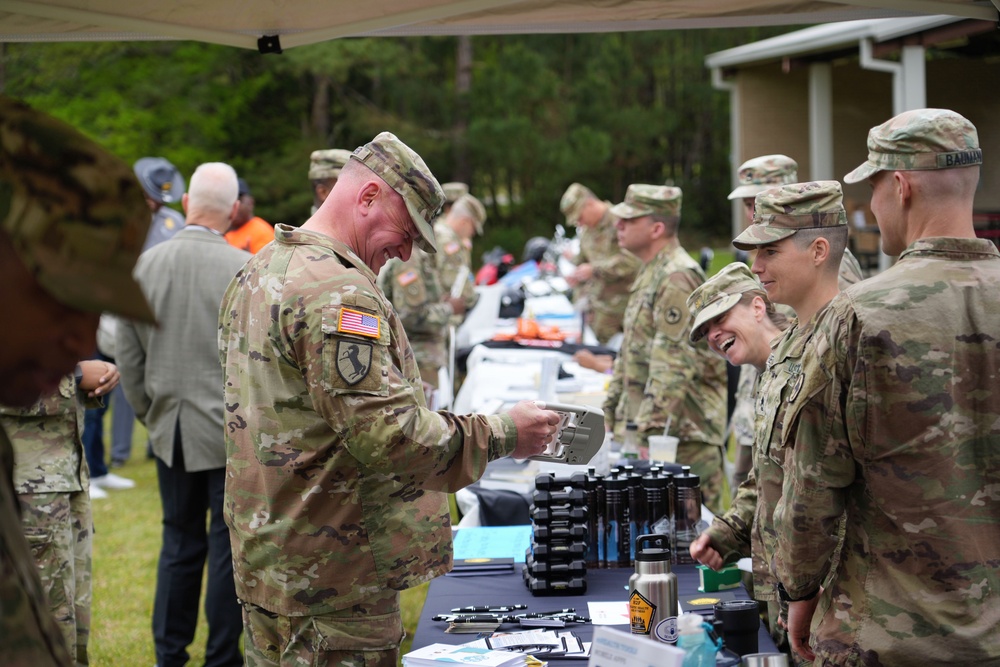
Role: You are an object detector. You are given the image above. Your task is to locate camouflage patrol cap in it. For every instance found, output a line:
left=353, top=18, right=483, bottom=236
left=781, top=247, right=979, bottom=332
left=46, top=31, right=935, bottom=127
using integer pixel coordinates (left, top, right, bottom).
left=687, top=262, right=766, bottom=343
left=728, top=154, right=798, bottom=200
left=559, top=183, right=595, bottom=225
left=610, top=184, right=682, bottom=220
left=308, top=148, right=353, bottom=181
left=453, top=193, right=487, bottom=235
left=0, top=96, right=155, bottom=323
left=134, top=156, right=185, bottom=204
left=351, top=132, right=444, bottom=253
left=732, top=180, right=846, bottom=250
left=442, top=182, right=469, bottom=204
left=844, top=108, right=981, bottom=184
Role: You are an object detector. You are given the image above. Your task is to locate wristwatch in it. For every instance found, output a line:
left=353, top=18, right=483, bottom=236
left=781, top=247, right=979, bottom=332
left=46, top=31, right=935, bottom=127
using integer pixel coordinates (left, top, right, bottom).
left=777, top=583, right=818, bottom=603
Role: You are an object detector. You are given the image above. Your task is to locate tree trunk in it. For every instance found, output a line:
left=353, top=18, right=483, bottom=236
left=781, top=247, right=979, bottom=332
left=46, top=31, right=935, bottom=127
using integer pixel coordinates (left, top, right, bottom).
left=454, top=35, right=472, bottom=185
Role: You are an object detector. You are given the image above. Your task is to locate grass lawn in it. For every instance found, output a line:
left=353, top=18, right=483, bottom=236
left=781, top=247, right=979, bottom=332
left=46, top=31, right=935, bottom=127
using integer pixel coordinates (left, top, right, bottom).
left=88, top=421, right=427, bottom=666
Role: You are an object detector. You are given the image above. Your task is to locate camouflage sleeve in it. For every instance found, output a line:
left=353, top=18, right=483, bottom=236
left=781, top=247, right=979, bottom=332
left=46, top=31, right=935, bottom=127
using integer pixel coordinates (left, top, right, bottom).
left=706, top=465, right=756, bottom=562
left=284, top=266, right=517, bottom=492
left=773, top=299, right=856, bottom=598
left=591, top=249, right=640, bottom=283
left=603, top=356, right=624, bottom=433
left=379, top=259, right=453, bottom=336
left=633, top=271, right=698, bottom=443
left=114, top=316, right=151, bottom=422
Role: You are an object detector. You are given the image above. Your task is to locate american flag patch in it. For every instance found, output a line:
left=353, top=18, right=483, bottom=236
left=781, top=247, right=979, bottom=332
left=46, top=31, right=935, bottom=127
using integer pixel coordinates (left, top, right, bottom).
left=338, top=307, right=381, bottom=338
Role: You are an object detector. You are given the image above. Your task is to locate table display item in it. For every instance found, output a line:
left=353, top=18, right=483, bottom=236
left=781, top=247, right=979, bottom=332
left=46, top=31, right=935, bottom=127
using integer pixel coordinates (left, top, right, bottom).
left=526, top=472, right=590, bottom=596
left=526, top=401, right=605, bottom=466
left=628, top=534, right=679, bottom=643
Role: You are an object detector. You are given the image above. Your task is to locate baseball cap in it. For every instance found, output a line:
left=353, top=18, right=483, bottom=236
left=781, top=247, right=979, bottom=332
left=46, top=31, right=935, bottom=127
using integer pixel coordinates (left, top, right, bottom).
left=308, top=148, right=353, bottom=181
left=732, top=180, right=846, bottom=250
left=0, top=96, right=155, bottom=323
left=453, top=193, right=487, bottom=235
left=559, top=183, right=595, bottom=225
left=844, top=108, right=981, bottom=184
left=134, top=156, right=185, bottom=204
left=728, top=154, right=798, bottom=200
left=687, top=263, right=767, bottom=343
left=442, top=182, right=469, bottom=204
left=610, top=184, right=682, bottom=220
left=237, top=178, right=251, bottom=197
left=351, top=132, right=444, bottom=253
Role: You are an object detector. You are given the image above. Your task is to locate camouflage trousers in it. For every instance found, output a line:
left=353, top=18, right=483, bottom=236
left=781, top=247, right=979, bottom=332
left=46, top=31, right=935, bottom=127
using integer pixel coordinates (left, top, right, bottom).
left=242, top=589, right=402, bottom=667
left=411, top=339, right=447, bottom=390
left=19, top=489, right=92, bottom=666
left=676, top=441, right=725, bottom=515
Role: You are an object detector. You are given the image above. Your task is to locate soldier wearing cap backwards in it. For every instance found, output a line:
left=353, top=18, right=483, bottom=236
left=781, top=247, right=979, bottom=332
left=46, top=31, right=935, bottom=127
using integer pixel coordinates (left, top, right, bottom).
left=0, top=96, right=154, bottom=665
left=725, top=155, right=864, bottom=495
left=690, top=180, right=850, bottom=658
left=308, top=148, right=353, bottom=215
left=773, top=109, right=1000, bottom=664
left=602, top=184, right=727, bottom=512
left=434, top=192, right=486, bottom=323
left=560, top=183, right=640, bottom=346
left=219, top=132, right=561, bottom=666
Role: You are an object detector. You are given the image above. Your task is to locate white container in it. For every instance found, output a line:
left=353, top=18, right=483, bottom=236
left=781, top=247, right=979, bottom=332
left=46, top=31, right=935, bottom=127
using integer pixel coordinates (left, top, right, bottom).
left=648, top=435, right=679, bottom=463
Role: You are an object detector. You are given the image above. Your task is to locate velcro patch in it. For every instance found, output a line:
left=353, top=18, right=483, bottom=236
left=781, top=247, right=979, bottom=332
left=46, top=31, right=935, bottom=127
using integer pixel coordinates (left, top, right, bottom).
left=336, top=340, right=373, bottom=386
left=397, top=270, right=418, bottom=287
left=338, top=307, right=380, bottom=338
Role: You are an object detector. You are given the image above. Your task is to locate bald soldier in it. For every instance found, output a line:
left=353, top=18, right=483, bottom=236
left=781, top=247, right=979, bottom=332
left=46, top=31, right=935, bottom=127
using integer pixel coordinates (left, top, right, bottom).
left=560, top=183, right=640, bottom=345
left=0, top=96, right=154, bottom=666
left=603, top=185, right=727, bottom=513
left=308, top=148, right=353, bottom=215
left=220, top=132, right=561, bottom=666
left=774, top=109, right=1000, bottom=664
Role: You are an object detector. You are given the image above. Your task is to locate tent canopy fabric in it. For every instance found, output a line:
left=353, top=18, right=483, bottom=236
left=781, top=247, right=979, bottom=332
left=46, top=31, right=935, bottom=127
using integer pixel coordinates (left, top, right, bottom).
left=0, top=0, right=997, bottom=51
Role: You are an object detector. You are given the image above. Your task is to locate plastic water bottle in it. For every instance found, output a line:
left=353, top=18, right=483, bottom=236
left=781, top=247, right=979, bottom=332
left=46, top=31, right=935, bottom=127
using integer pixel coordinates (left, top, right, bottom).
left=677, top=613, right=721, bottom=667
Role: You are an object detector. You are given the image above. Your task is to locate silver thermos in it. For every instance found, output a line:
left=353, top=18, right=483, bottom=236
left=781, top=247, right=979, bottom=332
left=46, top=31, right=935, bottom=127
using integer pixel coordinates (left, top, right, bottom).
left=628, top=534, right=678, bottom=642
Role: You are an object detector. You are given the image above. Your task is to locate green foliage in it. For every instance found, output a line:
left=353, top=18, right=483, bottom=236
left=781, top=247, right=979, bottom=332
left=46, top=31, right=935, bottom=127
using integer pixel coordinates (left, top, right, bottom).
left=0, top=27, right=789, bottom=244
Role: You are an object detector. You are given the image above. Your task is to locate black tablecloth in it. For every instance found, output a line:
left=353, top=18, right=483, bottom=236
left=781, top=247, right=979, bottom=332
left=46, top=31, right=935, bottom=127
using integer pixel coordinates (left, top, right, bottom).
left=411, top=565, right=777, bottom=665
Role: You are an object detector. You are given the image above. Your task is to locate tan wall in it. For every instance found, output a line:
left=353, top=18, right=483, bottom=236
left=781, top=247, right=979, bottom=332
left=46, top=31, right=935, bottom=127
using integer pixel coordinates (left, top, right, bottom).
left=732, top=55, right=1000, bottom=220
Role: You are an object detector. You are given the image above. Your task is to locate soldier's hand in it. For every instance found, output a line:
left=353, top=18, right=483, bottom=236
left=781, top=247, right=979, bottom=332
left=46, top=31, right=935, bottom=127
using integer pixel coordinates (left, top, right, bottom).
left=573, top=350, right=613, bottom=373
left=78, top=360, right=119, bottom=396
left=445, top=296, right=467, bottom=316
left=787, top=596, right=820, bottom=662
left=570, top=264, right=594, bottom=283
left=506, top=400, right=562, bottom=460
left=689, top=533, right=725, bottom=570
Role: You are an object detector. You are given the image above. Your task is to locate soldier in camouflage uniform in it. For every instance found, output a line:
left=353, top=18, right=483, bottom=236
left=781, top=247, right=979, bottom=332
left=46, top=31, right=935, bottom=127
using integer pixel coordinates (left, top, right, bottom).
left=690, top=181, right=849, bottom=658
left=774, top=109, right=1000, bottom=665
left=219, top=132, right=561, bottom=667
left=433, top=193, right=486, bottom=323
left=725, top=156, right=864, bottom=494
left=309, top=148, right=353, bottom=215
left=0, top=96, right=154, bottom=666
left=0, top=361, right=119, bottom=666
left=602, top=185, right=727, bottom=512
left=560, top=183, right=640, bottom=345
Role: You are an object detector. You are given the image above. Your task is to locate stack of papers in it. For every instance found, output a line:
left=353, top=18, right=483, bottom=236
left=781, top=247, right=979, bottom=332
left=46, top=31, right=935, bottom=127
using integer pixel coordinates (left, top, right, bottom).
left=402, top=643, right=527, bottom=666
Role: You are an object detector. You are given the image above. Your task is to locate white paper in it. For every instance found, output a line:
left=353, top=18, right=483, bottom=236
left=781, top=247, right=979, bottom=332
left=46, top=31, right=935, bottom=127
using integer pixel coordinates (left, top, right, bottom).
left=587, top=600, right=629, bottom=626
left=586, top=627, right=684, bottom=667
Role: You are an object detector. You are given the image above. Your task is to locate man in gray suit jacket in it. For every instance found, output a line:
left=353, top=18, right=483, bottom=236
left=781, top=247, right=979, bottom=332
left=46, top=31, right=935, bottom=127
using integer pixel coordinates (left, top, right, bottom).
left=117, top=162, right=249, bottom=667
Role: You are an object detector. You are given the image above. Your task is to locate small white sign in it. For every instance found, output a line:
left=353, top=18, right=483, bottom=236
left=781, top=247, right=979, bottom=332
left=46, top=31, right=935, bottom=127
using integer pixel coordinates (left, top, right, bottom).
left=587, top=600, right=630, bottom=626
left=587, top=626, right=685, bottom=667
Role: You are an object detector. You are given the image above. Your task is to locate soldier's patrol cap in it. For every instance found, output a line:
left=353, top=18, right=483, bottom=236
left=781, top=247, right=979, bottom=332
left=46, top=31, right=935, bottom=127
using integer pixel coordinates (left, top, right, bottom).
left=687, top=263, right=767, bottom=343
left=560, top=183, right=596, bottom=226
left=844, top=108, right=981, bottom=184
left=442, top=182, right=469, bottom=204
left=732, top=180, right=846, bottom=250
left=308, top=148, right=353, bottom=181
left=134, top=156, right=185, bottom=205
left=351, top=131, right=444, bottom=254
left=0, top=96, right=156, bottom=324
left=610, top=184, right=682, bottom=220
left=453, top=193, right=487, bottom=235
left=728, top=154, right=798, bottom=200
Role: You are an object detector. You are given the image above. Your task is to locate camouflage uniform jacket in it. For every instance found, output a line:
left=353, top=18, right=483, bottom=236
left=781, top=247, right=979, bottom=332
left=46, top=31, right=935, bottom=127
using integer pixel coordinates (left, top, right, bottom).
left=774, top=237, right=1000, bottom=664
left=0, top=425, right=74, bottom=666
left=433, top=220, right=478, bottom=321
left=378, top=250, right=452, bottom=373
left=0, top=375, right=91, bottom=494
left=729, top=365, right=758, bottom=449
left=574, top=208, right=640, bottom=322
left=219, top=224, right=517, bottom=616
left=603, top=244, right=726, bottom=446
left=707, top=314, right=827, bottom=603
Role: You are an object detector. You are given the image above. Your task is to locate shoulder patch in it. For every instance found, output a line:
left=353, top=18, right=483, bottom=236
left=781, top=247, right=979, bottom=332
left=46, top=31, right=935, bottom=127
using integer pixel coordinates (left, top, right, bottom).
left=397, top=269, right=418, bottom=287
left=660, top=289, right=691, bottom=342
left=336, top=340, right=373, bottom=385
left=338, top=307, right=381, bottom=338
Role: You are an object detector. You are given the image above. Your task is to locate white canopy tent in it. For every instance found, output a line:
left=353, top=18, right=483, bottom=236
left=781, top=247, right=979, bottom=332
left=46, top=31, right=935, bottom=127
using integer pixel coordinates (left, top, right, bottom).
left=0, top=0, right=996, bottom=52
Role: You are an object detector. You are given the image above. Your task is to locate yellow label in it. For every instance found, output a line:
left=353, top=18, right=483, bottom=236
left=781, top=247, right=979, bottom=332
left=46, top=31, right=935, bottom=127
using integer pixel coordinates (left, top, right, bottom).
left=629, top=590, right=655, bottom=635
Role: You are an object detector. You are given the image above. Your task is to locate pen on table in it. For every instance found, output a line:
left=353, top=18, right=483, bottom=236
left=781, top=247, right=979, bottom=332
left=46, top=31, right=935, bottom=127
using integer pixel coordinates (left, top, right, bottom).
left=516, top=608, right=575, bottom=617
left=451, top=605, right=527, bottom=613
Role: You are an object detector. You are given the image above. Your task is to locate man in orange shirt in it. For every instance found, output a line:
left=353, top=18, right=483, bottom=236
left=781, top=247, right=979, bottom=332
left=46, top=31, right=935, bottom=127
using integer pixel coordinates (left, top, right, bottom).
left=224, top=178, right=273, bottom=254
